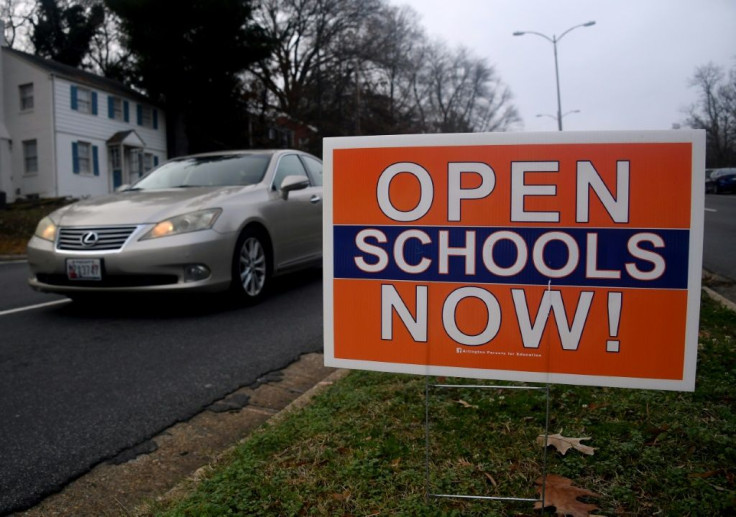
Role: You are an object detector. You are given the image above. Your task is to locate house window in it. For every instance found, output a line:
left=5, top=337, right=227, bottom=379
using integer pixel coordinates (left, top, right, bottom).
left=77, top=142, right=91, bottom=173
left=137, top=105, right=158, bottom=129
left=72, top=141, right=99, bottom=176
left=23, top=140, right=38, bottom=174
left=108, top=96, right=129, bottom=122
left=130, top=148, right=142, bottom=180
left=71, top=85, right=98, bottom=115
left=77, top=88, right=92, bottom=114
left=19, top=83, right=34, bottom=111
left=143, top=153, right=154, bottom=173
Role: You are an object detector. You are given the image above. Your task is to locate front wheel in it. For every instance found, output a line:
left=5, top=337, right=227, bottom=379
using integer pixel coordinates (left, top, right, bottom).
left=231, top=229, right=270, bottom=303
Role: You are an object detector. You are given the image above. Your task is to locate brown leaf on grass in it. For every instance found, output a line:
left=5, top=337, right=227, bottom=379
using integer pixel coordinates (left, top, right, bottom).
left=689, top=470, right=720, bottom=478
left=330, top=490, right=351, bottom=501
left=484, top=472, right=498, bottom=487
left=534, top=475, right=600, bottom=517
left=538, top=433, right=596, bottom=456
left=456, top=457, right=473, bottom=467
left=457, top=399, right=478, bottom=409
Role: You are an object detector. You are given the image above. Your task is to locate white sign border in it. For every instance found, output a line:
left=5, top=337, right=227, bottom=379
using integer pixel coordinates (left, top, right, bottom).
left=323, top=130, right=705, bottom=392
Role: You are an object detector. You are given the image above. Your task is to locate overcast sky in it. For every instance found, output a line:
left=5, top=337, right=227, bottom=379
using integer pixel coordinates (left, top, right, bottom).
left=392, top=0, right=736, bottom=132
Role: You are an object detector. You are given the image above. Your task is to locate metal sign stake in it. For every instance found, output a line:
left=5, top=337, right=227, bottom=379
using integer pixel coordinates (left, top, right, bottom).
left=424, top=379, right=551, bottom=508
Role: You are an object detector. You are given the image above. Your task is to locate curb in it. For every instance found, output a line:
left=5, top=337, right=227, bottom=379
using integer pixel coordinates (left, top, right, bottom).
left=703, top=286, right=736, bottom=312
left=137, top=367, right=351, bottom=515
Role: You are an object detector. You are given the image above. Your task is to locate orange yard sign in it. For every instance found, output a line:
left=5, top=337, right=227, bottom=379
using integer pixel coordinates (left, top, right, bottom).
left=323, top=131, right=705, bottom=391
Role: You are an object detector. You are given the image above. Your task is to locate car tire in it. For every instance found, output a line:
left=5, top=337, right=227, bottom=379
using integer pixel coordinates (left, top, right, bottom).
left=231, top=228, right=271, bottom=304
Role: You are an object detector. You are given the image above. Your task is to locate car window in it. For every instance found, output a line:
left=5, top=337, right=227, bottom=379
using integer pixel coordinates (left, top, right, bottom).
left=300, top=155, right=323, bottom=186
left=134, top=154, right=271, bottom=189
left=272, top=154, right=308, bottom=189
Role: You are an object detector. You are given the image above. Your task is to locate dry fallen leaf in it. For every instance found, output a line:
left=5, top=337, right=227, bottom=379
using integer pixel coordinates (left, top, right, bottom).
left=535, top=474, right=600, bottom=517
left=457, top=399, right=478, bottom=409
left=484, top=472, right=498, bottom=487
left=456, top=457, right=473, bottom=467
left=538, top=433, right=596, bottom=456
left=330, top=490, right=351, bottom=502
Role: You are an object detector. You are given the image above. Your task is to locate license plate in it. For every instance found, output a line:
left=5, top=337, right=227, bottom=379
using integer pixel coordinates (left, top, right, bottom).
left=66, top=258, right=102, bottom=281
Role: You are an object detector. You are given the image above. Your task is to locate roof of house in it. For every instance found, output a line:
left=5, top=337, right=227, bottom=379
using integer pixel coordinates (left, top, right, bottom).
left=2, top=47, right=158, bottom=107
left=107, top=130, right=145, bottom=147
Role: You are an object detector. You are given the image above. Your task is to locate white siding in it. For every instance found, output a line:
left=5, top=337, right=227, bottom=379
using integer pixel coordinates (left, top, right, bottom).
left=54, top=77, right=166, bottom=153
left=2, top=52, right=56, bottom=199
left=56, top=133, right=110, bottom=198
left=53, top=77, right=167, bottom=198
left=1, top=49, right=168, bottom=201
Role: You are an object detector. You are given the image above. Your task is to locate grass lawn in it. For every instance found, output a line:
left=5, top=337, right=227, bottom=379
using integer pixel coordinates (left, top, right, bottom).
left=0, top=198, right=72, bottom=254
left=148, top=294, right=735, bottom=516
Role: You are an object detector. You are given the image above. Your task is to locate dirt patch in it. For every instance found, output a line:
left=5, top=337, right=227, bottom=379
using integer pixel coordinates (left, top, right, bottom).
left=16, top=353, right=341, bottom=517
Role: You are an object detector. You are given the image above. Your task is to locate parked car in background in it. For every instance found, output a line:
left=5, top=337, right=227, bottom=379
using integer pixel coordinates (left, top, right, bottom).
left=27, top=149, right=323, bottom=303
left=708, top=167, right=736, bottom=194
left=705, top=168, right=715, bottom=193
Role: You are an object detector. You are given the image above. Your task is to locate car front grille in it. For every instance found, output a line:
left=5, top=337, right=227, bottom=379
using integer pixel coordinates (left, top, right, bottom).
left=57, top=226, right=139, bottom=251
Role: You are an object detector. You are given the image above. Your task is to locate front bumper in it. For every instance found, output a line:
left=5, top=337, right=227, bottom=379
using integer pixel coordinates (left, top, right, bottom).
left=27, top=228, right=236, bottom=294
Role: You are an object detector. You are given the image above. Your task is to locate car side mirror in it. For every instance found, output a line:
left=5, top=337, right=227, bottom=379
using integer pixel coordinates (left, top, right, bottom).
left=279, top=175, right=310, bottom=199
left=115, top=184, right=131, bottom=192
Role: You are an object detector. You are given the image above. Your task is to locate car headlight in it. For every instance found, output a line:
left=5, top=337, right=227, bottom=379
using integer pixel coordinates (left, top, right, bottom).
left=34, top=216, right=58, bottom=241
left=141, top=208, right=222, bottom=240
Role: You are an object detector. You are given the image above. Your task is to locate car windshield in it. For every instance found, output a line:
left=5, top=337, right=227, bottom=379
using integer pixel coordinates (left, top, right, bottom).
left=711, top=168, right=736, bottom=179
left=132, top=154, right=271, bottom=190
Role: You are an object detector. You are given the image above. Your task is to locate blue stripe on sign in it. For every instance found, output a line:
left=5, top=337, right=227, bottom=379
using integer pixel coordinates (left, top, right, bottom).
left=334, top=225, right=690, bottom=290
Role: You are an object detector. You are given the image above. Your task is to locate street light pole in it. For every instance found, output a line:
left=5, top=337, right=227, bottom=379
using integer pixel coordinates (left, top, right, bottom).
left=513, top=21, right=595, bottom=131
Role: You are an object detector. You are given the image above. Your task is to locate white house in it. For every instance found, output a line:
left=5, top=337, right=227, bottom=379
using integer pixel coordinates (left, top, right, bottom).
left=0, top=42, right=167, bottom=203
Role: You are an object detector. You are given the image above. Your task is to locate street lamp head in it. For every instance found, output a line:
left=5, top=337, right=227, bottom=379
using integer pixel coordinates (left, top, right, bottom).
left=583, top=21, right=596, bottom=27
left=513, top=31, right=525, bottom=36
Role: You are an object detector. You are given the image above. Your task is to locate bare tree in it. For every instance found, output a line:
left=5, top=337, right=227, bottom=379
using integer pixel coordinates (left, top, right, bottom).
left=253, top=0, right=383, bottom=131
left=357, top=4, right=425, bottom=133
left=411, top=42, right=520, bottom=133
left=1, top=0, right=35, bottom=49
left=687, top=63, right=736, bottom=167
left=85, top=6, right=132, bottom=81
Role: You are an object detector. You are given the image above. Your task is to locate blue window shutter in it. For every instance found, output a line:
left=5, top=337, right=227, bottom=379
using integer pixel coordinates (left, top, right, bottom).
left=72, top=142, right=79, bottom=174
left=153, top=155, right=159, bottom=167
left=123, top=101, right=129, bottom=122
left=153, top=109, right=158, bottom=130
left=92, top=146, right=100, bottom=176
left=91, top=92, right=98, bottom=115
left=71, top=86, right=78, bottom=111
left=108, top=96, right=114, bottom=118
left=137, top=104, right=143, bottom=125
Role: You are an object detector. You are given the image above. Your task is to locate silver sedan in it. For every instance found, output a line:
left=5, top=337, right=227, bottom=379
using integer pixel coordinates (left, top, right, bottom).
left=27, top=149, right=323, bottom=303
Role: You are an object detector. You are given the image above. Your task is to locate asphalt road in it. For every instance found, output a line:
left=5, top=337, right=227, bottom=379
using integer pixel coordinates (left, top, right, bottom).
left=703, top=193, right=736, bottom=281
left=0, top=267, right=324, bottom=515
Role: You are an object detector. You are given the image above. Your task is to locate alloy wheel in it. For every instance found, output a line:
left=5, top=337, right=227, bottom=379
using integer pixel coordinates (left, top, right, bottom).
left=238, top=236, right=267, bottom=297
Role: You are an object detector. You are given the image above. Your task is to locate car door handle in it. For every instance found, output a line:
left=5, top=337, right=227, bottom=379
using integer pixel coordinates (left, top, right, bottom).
left=310, top=195, right=322, bottom=204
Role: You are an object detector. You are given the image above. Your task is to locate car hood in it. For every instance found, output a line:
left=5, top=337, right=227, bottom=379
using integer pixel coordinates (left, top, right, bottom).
left=52, top=187, right=255, bottom=226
